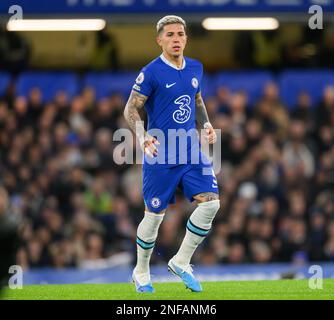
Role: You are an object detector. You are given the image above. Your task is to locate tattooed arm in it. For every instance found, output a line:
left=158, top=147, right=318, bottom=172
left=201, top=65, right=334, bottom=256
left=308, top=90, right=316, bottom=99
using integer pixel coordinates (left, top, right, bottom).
left=124, top=90, right=147, bottom=139
left=195, top=92, right=217, bottom=144
left=124, top=90, right=159, bottom=157
left=195, top=92, right=210, bottom=128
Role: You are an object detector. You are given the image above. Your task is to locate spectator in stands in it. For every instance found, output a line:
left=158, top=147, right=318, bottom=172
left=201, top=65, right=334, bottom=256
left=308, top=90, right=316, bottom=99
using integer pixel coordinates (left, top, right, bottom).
left=249, top=240, right=272, bottom=263
left=255, top=82, right=290, bottom=141
left=91, top=26, right=120, bottom=71
left=308, top=210, right=327, bottom=261
left=216, top=86, right=230, bottom=114
left=233, top=30, right=282, bottom=70
left=324, top=220, right=334, bottom=261
left=282, top=120, right=315, bottom=187
left=0, top=26, right=31, bottom=74
left=252, top=30, right=282, bottom=70
left=291, top=91, right=315, bottom=133
left=316, top=85, right=334, bottom=128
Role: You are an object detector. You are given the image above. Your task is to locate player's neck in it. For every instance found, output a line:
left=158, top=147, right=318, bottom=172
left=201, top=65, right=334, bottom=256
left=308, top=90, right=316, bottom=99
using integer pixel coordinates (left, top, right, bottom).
left=162, top=52, right=184, bottom=69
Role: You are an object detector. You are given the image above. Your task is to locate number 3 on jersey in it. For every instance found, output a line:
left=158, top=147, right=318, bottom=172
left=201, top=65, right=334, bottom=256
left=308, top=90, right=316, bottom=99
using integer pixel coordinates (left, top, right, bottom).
left=173, top=95, right=191, bottom=124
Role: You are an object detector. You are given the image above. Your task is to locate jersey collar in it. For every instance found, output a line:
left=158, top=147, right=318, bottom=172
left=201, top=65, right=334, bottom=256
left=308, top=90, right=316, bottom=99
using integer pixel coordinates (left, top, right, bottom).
left=160, top=54, right=186, bottom=70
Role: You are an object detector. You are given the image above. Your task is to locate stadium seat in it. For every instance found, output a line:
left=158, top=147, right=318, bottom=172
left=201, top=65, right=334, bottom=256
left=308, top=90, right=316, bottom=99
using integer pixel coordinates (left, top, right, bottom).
left=83, top=72, right=138, bottom=100
left=0, top=73, right=11, bottom=97
left=279, top=70, right=334, bottom=109
left=201, top=74, right=215, bottom=98
left=16, top=72, right=79, bottom=102
left=213, top=71, right=274, bottom=106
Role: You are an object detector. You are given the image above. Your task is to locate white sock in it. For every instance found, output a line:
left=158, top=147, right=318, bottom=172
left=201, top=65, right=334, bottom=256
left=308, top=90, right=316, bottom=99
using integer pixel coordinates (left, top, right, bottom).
left=134, top=211, right=164, bottom=282
left=173, top=200, right=220, bottom=268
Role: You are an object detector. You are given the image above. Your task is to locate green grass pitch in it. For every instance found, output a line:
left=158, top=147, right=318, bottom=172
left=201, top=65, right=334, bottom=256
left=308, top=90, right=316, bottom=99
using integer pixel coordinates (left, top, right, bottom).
left=2, top=279, right=334, bottom=300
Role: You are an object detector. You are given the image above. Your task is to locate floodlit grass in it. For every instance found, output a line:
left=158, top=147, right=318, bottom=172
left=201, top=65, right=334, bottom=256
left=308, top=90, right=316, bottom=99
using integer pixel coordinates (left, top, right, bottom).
left=2, top=279, right=334, bottom=300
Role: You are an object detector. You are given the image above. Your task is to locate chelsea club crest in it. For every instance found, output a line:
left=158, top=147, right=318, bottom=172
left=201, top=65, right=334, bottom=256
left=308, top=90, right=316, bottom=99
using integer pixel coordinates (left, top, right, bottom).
left=151, top=197, right=161, bottom=208
left=191, top=77, right=198, bottom=89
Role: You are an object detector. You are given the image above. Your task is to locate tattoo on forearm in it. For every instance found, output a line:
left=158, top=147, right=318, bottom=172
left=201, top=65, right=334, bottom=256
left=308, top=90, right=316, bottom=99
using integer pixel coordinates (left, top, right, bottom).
left=124, top=90, right=148, bottom=138
left=195, top=93, right=210, bottom=127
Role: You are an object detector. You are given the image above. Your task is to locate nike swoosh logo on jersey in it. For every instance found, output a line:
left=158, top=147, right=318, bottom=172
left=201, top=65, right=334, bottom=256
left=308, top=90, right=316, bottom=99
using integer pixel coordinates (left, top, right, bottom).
left=166, top=82, right=176, bottom=88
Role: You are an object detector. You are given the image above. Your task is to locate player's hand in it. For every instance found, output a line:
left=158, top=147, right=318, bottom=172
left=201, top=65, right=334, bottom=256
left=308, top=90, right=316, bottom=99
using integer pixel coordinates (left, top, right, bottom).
left=140, top=133, right=160, bottom=158
left=204, top=122, right=217, bottom=144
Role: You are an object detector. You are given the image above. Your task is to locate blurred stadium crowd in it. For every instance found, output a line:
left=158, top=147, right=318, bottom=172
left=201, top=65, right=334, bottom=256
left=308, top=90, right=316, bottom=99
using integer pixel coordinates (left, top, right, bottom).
left=0, top=75, right=334, bottom=270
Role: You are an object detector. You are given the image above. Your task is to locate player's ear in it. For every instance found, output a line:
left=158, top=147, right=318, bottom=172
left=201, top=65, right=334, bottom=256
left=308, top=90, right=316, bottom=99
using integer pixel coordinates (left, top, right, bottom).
left=156, top=35, right=162, bottom=47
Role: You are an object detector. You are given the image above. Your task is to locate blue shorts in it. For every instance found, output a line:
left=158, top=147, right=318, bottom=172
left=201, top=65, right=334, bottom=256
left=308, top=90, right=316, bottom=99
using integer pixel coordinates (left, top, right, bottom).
left=143, top=164, right=219, bottom=213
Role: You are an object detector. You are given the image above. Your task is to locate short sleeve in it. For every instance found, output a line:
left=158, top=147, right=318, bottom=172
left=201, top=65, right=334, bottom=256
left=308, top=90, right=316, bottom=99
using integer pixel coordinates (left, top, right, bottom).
left=197, top=62, right=204, bottom=94
left=132, top=67, right=155, bottom=97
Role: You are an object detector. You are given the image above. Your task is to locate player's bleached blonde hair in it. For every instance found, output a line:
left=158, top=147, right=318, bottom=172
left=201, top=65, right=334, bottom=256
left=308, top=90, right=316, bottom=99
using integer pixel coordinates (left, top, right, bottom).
left=156, top=15, right=186, bottom=34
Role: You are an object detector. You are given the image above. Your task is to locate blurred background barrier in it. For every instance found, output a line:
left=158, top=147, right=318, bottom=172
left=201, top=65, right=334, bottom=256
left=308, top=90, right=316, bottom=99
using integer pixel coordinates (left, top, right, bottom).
left=3, top=69, right=334, bottom=107
left=16, top=72, right=79, bottom=102
left=22, top=263, right=334, bottom=285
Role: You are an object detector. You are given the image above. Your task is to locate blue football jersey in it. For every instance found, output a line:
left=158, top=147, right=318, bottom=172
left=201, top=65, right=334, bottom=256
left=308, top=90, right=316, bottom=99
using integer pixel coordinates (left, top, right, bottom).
left=132, top=54, right=209, bottom=168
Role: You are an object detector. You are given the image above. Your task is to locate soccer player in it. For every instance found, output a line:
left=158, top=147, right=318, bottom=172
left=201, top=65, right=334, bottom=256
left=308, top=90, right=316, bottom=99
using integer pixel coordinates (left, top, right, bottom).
left=123, top=15, right=220, bottom=293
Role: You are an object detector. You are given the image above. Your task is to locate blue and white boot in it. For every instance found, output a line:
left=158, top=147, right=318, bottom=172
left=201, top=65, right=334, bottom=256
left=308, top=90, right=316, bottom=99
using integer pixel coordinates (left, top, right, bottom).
left=168, top=258, right=202, bottom=292
left=132, top=268, right=155, bottom=293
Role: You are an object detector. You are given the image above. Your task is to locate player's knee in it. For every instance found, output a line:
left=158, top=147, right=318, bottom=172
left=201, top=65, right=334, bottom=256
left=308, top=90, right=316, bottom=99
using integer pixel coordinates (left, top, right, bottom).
left=198, top=199, right=220, bottom=216
left=137, top=210, right=165, bottom=242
